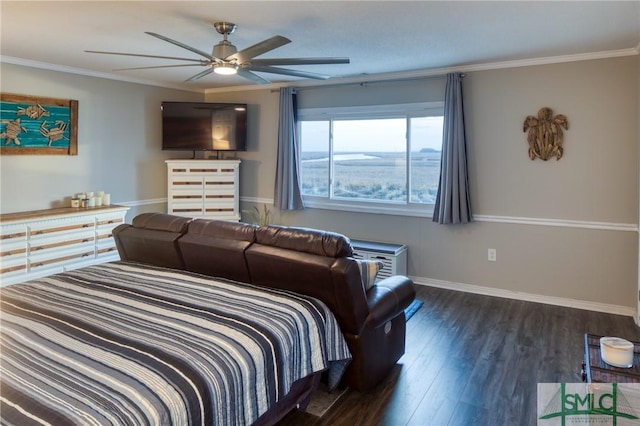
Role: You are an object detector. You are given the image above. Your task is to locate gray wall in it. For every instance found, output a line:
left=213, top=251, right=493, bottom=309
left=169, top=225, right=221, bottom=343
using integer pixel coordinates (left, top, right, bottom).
left=206, top=56, right=639, bottom=311
left=1, top=56, right=637, bottom=312
left=0, top=63, right=202, bottom=221
left=637, top=53, right=640, bottom=320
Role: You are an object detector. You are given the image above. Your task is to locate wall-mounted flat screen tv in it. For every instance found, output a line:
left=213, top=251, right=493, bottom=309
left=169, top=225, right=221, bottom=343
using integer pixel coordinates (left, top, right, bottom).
left=161, top=102, right=247, bottom=151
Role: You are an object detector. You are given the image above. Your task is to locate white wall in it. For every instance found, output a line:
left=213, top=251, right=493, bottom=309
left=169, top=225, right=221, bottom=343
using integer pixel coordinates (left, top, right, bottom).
left=206, top=56, right=639, bottom=312
left=0, top=63, right=202, bottom=220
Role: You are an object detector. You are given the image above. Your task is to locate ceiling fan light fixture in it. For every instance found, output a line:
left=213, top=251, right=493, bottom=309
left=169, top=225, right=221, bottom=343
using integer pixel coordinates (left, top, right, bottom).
left=87, top=21, right=349, bottom=84
left=214, top=63, right=238, bottom=75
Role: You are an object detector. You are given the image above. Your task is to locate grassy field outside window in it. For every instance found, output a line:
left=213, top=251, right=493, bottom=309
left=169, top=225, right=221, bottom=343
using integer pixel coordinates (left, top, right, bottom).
left=299, top=105, right=443, bottom=212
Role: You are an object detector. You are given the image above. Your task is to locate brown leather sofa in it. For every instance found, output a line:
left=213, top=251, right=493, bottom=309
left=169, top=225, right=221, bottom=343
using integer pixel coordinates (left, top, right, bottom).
left=113, top=212, right=416, bottom=391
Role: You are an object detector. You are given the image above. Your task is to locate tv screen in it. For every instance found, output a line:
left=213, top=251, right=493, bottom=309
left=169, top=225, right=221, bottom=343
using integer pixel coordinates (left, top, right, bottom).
left=161, top=102, right=247, bottom=151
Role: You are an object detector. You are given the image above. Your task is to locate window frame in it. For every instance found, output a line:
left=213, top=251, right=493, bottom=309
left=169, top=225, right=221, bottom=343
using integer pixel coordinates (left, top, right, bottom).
left=297, top=102, right=444, bottom=217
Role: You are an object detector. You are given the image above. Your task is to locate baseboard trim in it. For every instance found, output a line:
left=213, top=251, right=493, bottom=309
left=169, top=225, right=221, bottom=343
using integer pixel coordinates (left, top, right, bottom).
left=473, top=214, right=638, bottom=232
left=411, top=276, right=635, bottom=318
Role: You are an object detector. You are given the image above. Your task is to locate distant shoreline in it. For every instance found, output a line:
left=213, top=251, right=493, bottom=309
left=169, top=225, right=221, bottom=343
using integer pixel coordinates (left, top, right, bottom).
left=302, top=149, right=441, bottom=163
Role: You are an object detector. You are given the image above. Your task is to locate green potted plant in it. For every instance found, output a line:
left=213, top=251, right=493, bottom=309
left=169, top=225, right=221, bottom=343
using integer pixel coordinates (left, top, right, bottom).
left=242, top=204, right=274, bottom=226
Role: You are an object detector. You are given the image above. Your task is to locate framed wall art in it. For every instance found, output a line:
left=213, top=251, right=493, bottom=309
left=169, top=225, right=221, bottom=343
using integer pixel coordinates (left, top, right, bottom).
left=0, top=93, right=78, bottom=156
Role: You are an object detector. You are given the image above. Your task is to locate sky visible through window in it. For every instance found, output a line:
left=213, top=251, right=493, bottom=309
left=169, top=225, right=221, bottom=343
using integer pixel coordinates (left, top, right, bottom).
left=300, top=115, right=444, bottom=205
left=301, top=116, right=443, bottom=153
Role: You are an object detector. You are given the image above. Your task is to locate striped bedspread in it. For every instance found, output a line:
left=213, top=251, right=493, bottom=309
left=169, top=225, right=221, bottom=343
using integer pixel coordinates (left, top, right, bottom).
left=0, top=262, right=351, bottom=426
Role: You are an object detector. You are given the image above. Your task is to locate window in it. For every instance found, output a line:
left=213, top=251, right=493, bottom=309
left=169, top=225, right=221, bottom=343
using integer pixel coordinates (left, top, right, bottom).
left=299, top=103, right=444, bottom=216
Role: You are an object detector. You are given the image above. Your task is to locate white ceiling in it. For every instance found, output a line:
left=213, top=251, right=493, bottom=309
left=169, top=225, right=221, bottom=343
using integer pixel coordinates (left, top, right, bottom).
left=2, top=1, right=639, bottom=92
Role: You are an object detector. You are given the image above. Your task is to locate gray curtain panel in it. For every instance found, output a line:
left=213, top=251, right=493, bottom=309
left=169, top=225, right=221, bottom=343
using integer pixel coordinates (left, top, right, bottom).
left=433, top=73, right=473, bottom=224
left=274, top=87, right=305, bottom=210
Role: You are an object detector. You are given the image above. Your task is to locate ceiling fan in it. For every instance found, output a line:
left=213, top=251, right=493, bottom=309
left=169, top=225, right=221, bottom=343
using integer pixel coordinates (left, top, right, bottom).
left=86, top=22, right=350, bottom=84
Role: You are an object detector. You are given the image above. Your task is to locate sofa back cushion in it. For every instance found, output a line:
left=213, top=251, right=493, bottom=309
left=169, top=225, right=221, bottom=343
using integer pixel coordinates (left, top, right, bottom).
left=178, top=219, right=258, bottom=283
left=245, top=225, right=367, bottom=334
left=254, top=225, right=353, bottom=258
left=113, top=213, right=191, bottom=270
left=115, top=216, right=371, bottom=335
left=132, top=212, right=191, bottom=233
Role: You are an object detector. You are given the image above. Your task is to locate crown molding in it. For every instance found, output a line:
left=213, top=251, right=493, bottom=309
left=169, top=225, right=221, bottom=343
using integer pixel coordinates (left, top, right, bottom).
left=0, top=56, right=202, bottom=93
left=204, top=47, right=639, bottom=94
left=2, top=46, right=637, bottom=95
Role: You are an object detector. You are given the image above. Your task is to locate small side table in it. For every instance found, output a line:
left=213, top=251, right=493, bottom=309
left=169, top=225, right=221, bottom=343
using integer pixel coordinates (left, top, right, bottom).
left=582, top=333, right=640, bottom=383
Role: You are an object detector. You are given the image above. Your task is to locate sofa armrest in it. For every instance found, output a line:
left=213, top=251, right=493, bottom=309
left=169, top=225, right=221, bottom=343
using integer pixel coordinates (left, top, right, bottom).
left=364, top=275, right=416, bottom=328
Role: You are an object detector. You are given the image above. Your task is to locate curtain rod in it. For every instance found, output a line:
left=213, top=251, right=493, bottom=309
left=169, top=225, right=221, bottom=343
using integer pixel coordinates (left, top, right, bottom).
left=270, top=72, right=465, bottom=93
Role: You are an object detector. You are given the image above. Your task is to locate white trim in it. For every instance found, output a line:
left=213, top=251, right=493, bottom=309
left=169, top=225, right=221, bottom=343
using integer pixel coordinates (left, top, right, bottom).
left=474, top=214, right=638, bottom=232
left=116, top=198, right=639, bottom=233
left=204, top=48, right=640, bottom=94
left=117, top=198, right=167, bottom=207
left=412, top=275, right=635, bottom=318
left=292, top=203, right=638, bottom=230
left=0, top=55, right=202, bottom=93
left=3, top=47, right=636, bottom=95
left=454, top=48, right=638, bottom=73
left=116, top=197, right=278, bottom=208
left=240, top=196, right=274, bottom=205
left=299, top=102, right=445, bottom=119
left=303, top=198, right=434, bottom=218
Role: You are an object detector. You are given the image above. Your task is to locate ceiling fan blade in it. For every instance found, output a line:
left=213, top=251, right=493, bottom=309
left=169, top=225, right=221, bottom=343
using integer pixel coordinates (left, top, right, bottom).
left=249, top=65, right=331, bottom=80
left=185, top=68, right=214, bottom=82
left=250, top=57, right=350, bottom=66
left=227, top=35, right=291, bottom=63
left=237, top=69, right=271, bottom=84
left=114, top=64, right=205, bottom=71
left=145, top=32, right=221, bottom=62
left=85, top=50, right=207, bottom=63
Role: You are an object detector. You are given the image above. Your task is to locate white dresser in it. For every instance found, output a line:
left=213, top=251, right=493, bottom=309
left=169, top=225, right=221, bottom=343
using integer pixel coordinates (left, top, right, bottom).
left=0, top=205, right=129, bottom=287
left=166, top=159, right=240, bottom=221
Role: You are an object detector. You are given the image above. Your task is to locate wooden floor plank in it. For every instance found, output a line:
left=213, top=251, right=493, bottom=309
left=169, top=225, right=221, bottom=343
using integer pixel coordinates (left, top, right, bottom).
left=278, top=285, right=640, bottom=426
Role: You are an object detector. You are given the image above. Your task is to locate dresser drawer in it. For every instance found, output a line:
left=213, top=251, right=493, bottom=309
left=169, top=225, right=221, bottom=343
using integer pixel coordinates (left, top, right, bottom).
left=1, top=236, right=27, bottom=258
left=167, top=159, right=240, bottom=221
left=0, top=205, right=129, bottom=286
left=96, top=216, right=124, bottom=239
left=0, top=256, right=27, bottom=275
left=29, top=245, right=95, bottom=271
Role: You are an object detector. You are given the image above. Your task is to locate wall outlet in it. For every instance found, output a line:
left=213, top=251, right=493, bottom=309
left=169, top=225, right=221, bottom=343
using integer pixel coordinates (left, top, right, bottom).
left=488, top=248, right=497, bottom=261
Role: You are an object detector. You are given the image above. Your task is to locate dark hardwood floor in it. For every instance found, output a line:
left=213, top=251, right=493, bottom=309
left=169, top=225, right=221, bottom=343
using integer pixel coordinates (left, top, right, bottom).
left=278, top=285, right=640, bottom=426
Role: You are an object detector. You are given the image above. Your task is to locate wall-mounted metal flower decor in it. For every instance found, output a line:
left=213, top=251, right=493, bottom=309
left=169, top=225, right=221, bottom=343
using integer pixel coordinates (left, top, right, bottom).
left=523, top=107, right=569, bottom=161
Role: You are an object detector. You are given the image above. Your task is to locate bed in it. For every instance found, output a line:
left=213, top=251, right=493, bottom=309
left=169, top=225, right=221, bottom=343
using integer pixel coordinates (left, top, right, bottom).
left=0, top=261, right=351, bottom=425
